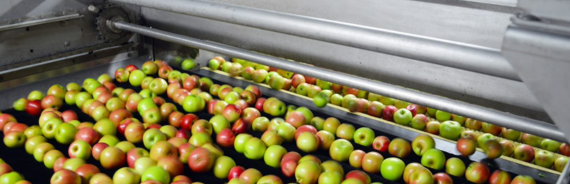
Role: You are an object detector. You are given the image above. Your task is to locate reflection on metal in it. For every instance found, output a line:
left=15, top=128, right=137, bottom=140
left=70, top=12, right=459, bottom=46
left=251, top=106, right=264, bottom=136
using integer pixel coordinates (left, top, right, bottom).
left=112, top=21, right=566, bottom=142
left=111, top=0, right=521, bottom=81
left=0, top=14, right=83, bottom=32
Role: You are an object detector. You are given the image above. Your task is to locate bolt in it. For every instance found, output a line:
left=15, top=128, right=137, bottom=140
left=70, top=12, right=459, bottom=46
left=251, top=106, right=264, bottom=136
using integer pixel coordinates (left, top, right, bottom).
left=88, top=5, right=99, bottom=13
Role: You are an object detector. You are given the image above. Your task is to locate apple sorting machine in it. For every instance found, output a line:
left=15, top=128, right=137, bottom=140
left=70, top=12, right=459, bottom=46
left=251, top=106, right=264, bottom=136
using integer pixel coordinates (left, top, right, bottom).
left=0, top=0, right=569, bottom=183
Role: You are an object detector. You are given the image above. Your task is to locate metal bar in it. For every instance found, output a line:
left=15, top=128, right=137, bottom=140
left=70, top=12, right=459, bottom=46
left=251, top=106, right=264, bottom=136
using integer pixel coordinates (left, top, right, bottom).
left=110, top=0, right=521, bottom=81
left=112, top=21, right=567, bottom=142
left=0, top=14, right=83, bottom=32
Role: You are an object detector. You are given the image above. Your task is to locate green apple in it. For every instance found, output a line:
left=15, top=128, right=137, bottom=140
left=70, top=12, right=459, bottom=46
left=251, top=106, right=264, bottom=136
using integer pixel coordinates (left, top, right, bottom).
left=115, top=141, right=136, bottom=153
left=445, top=157, right=465, bottom=177
left=393, top=109, right=413, bottom=125
left=321, top=160, right=344, bottom=176
left=210, top=115, right=230, bottom=134
left=181, top=58, right=196, bottom=70
left=421, top=149, right=446, bottom=170
left=435, top=110, right=451, bottom=121
left=188, top=132, right=212, bottom=147
left=42, top=118, right=63, bottom=139
left=381, top=157, right=405, bottom=181
left=143, top=129, right=167, bottom=149
left=129, top=70, right=146, bottom=87
left=277, top=123, right=296, bottom=142
left=28, top=90, right=45, bottom=101
left=295, top=107, right=314, bottom=124
left=330, top=139, right=354, bottom=162
left=336, top=124, right=355, bottom=141
left=243, top=137, right=266, bottom=160
left=113, top=167, right=141, bottom=184
left=0, top=172, right=23, bottom=184
left=264, top=145, right=287, bottom=168
left=477, top=133, right=496, bottom=148
left=25, top=135, right=47, bottom=154
left=33, top=142, right=54, bottom=162
left=54, top=123, right=78, bottom=144
left=183, top=95, right=205, bottom=113
left=43, top=149, right=64, bottom=169
left=412, top=134, right=435, bottom=156
left=93, top=119, right=117, bottom=136
left=24, top=125, right=42, bottom=138
left=63, top=158, right=86, bottom=171
left=13, top=98, right=27, bottom=111
left=353, top=127, right=375, bottom=147
left=234, top=134, right=253, bottom=153
left=295, top=160, right=321, bottom=184
left=213, top=156, right=236, bottom=179
left=310, top=117, right=325, bottom=130
left=134, top=157, right=157, bottom=174
left=99, top=135, right=120, bottom=146
left=439, top=121, right=462, bottom=140
left=141, top=166, right=170, bottom=184
left=323, top=117, right=341, bottom=135
left=296, top=132, right=319, bottom=153
left=209, top=59, right=221, bottom=70
left=69, top=140, right=92, bottom=160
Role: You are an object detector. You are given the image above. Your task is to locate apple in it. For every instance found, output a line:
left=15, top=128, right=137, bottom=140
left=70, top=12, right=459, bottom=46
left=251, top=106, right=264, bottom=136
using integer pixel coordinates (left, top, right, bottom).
left=25, top=135, right=47, bottom=154
left=336, top=124, right=355, bottom=141
left=540, top=139, right=561, bottom=152
left=483, top=139, right=503, bottom=159
left=263, top=145, right=287, bottom=168
left=126, top=148, right=149, bottom=168
left=521, top=133, right=543, bottom=147
left=555, top=156, right=569, bottom=172
left=281, top=159, right=298, bottom=178
left=361, top=152, right=383, bottom=174
left=157, top=156, right=184, bottom=177
left=243, top=137, right=267, bottom=160
left=188, top=147, right=215, bottom=173
left=477, top=133, right=496, bottom=148
left=297, top=132, right=319, bottom=153
left=239, top=168, right=262, bottom=184
left=217, top=129, right=236, bottom=147
left=124, top=122, right=145, bottom=143
left=75, top=164, right=100, bottom=183
left=514, top=144, right=535, bottom=162
left=439, top=121, right=462, bottom=140
left=261, top=130, right=284, bottom=146
left=234, top=134, right=253, bottom=153
left=182, top=95, right=205, bottom=113
left=381, top=157, right=405, bottom=181
left=51, top=169, right=81, bottom=184
left=560, top=143, right=570, bottom=156
left=330, top=139, right=354, bottom=162
left=180, top=113, right=199, bottom=131
left=403, top=163, right=424, bottom=184
left=299, top=155, right=321, bottom=165
left=24, top=125, right=42, bottom=138
left=465, top=162, right=490, bottom=184
left=100, top=147, right=126, bottom=169
left=511, top=175, right=536, bottom=184
left=149, top=141, right=178, bottom=161
left=421, top=149, right=445, bottom=170
left=408, top=168, right=434, bottom=184
left=389, top=138, right=412, bottom=158
left=91, top=143, right=108, bottom=161
left=112, top=167, right=141, bottom=184
left=228, top=166, right=245, bottom=181
left=535, top=150, right=555, bottom=168
left=481, top=122, right=502, bottom=136
left=457, top=138, right=477, bottom=156
left=489, top=170, right=511, bottom=184
left=295, top=160, right=321, bottom=184
left=323, top=117, right=341, bottom=135
left=141, top=166, right=170, bottom=184
left=412, top=134, right=435, bottom=156
left=210, top=115, right=231, bottom=134
left=500, top=139, right=515, bottom=156
left=313, top=131, right=334, bottom=150
left=433, top=173, right=453, bottom=184
left=3, top=132, right=26, bottom=148
left=222, top=105, right=242, bottom=123
left=62, top=157, right=86, bottom=172
left=26, top=100, right=42, bottom=116
left=69, top=140, right=92, bottom=160
left=212, top=156, right=236, bottom=179
left=55, top=123, right=78, bottom=144
left=435, top=110, right=451, bottom=121
left=143, top=129, right=167, bottom=149
left=372, top=136, right=390, bottom=152
left=255, top=98, right=266, bottom=111
left=461, top=130, right=479, bottom=140
left=425, top=121, right=440, bottom=135
left=445, top=157, right=465, bottom=177
left=393, top=109, right=413, bottom=125
left=410, top=114, right=429, bottom=130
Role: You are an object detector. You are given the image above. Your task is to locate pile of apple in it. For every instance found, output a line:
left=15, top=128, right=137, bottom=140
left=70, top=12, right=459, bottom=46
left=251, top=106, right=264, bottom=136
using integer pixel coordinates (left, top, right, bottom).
left=0, top=58, right=550, bottom=184
left=206, top=56, right=570, bottom=170
left=0, top=157, right=31, bottom=183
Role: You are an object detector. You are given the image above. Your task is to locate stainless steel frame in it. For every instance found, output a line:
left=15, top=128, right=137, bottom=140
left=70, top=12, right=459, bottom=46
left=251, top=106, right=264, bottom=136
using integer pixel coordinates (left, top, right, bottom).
left=113, top=21, right=566, bottom=142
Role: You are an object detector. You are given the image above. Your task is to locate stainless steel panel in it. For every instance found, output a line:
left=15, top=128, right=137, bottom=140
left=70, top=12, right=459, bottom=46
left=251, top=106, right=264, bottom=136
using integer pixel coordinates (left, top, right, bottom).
left=503, top=26, right=570, bottom=143
left=114, top=22, right=565, bottom=142
left=112, top=0, right=520, bottom=82
left=140, top=2, right=549, bottom=122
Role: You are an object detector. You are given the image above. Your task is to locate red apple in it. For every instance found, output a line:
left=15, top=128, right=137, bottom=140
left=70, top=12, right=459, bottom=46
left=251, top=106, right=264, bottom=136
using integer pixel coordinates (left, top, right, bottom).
left=372, top=136, right=390, bottom=152
left=216, top=129, right=236, bottom=147
left=228, top=166, right=245, bottom=181
left=180, top=114, right=199, bottom=131
left=489, top=170, right=511, bottom=184
left=433, top=173, right=453, bottom=184
left=382, top=105, right=398, bottom=121
left=295, top=125, right=317, bottom=140
left=231, top=119, right=249, bottom=134
left=345, top=170, right=371, bottom=184
left=188, top=147, right=214, bottom=173
left=75, top=127, right=101, bottom=145
left=26, top=100, right=42, bottom=116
